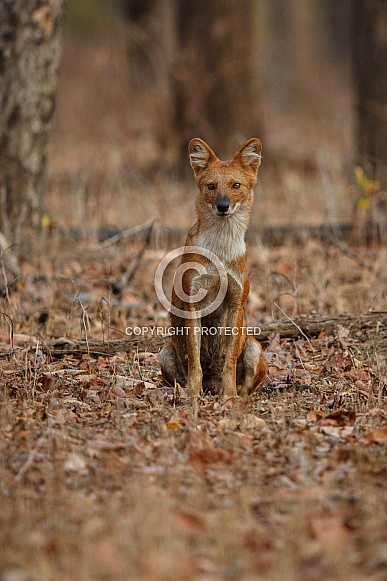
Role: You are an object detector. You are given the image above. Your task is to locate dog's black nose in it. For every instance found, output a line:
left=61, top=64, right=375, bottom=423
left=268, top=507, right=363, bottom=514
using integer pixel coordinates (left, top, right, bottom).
left=216, top=197, right=230, bottom=214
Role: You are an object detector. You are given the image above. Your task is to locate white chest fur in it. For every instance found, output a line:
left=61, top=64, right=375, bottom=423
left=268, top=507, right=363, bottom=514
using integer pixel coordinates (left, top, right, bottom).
left=197, top=215, right=246, bottom=264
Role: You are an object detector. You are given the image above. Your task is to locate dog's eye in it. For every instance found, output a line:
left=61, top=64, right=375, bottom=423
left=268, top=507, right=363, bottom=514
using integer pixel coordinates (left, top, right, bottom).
left=207, top=183, right=216, bottom=190
left=232, top=182, right=241, bottom=189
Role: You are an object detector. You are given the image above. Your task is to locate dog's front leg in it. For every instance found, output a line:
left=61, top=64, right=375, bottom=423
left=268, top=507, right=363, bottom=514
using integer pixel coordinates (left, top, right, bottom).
left=186, top=318, right=202, bottom=398
left=221, top=305, right=244, bottom=398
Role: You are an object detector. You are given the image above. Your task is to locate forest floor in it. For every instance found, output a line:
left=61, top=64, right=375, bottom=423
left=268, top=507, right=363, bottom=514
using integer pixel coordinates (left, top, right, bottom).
left=1, top=13, right=386, bottom=578
left=0, top=230, right=386, bottom=581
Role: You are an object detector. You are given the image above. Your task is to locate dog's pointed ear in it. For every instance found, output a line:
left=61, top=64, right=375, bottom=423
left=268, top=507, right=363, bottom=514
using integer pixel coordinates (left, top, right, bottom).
left=234, top=138, right=262, bottom=173
left=189, top=138, right=217, bottom=174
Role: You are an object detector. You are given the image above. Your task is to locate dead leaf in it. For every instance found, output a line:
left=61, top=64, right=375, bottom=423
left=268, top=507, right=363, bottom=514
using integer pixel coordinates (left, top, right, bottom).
left=137, top=351, right=156, bottom=361
left=318, top=409, right=356, bottom=427
left=86, top=389, right=100, bottom=403
left=111, top=385, right=127, bottom=398
left=325, top=351, right=353, bottom=372
left=363, top=427, right=387, bottom=444
left=266, top=333, right=281, bottom=352
left=188, top=447, right=233, bottom=469
left=172, top=509, right=202, bottom=536
left=319, top=425, right=354, bottom=440
left=365, top=408, right=387, bottom=417
left=0, top=333, right=37, bottom=346
left=64, top=453, right=88, bottom=474
left=36, top=374, right=56, bottom=392
left=306, top=409, right=326, bottom=422
left=218, top=417, right=238, bottom=430
left=265, top=351, right=287, bottom=369
left=75, top=374, right=105, bottom=388
left=342, top=369, right=372, bottom=382
left=167, top=420, right=183, bottom=430
left=242, top=414, right=267, bottom=431
left=114, top=376, right=139, bottom=389
left=97, top=356, right=109, bottom=368
left=309, top=513, right=349, bottom=544
left=336, top=325, right=352, bottom=350
left=355, top=380, right=372, bottom=398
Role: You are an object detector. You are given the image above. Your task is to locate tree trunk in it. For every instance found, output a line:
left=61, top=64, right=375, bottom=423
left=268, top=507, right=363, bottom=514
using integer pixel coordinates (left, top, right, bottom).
left=124, top=0, right=177, bottom=170
left=0, top=0, right=65, bottom=237
left=174, top=0, right=262, bottom=164
left=352, top=0, right=387, bottom=175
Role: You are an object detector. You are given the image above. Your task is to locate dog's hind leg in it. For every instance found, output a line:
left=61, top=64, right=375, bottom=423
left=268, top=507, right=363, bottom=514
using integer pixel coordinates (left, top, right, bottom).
left=159, top=343, right=186, bottom=386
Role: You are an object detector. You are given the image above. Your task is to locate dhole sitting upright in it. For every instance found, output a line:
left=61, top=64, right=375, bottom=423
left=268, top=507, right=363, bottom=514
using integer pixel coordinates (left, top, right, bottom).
left=159, top=138, right=268, bottom=398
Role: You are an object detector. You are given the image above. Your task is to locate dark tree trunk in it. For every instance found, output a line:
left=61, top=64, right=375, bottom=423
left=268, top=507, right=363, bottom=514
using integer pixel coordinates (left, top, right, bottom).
left=325, top=0, right=351, bottom=59
left=124, top=0, right=177, bottom=168
left=353, top=0, right=387, bottom=175
left=123, top=0, right=262, bottom=174
left=174, top=0, right=261, bottom=163
left=0, top=0, right=65, bottom=237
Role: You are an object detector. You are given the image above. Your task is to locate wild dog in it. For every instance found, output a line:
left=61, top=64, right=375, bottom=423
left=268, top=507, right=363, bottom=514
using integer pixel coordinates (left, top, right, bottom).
left=159, top=138, right=268, bottom=398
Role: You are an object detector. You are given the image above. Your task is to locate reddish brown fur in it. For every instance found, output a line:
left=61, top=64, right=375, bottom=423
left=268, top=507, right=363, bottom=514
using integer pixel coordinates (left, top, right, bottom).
left=159, top=138, right=268, bottom=398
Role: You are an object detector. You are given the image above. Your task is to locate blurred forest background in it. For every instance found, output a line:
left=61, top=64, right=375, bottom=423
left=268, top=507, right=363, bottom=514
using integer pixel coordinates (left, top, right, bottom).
left=1, top=0, right=387, bottom=237
left=49, top=0, right=387, bottom=236
left=2, top=6, right=387, bottom=581
left=51, top=0, right=357, bottom=231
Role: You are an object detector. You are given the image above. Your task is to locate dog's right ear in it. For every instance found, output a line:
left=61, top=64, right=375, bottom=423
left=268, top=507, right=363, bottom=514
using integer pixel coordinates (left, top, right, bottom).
left=189, top=138, right=217, bottom=174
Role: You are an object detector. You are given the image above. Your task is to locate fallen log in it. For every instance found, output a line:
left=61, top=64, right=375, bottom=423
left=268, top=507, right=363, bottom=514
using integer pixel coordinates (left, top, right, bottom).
left=1, top=311, right=386, bottom=359
left=94, top=220, right=387, bottom=248
left=256, top=310, right=387, bottom=341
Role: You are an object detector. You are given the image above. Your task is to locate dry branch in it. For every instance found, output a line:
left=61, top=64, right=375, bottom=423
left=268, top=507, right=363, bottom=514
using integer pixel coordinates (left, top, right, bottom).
left=1, top=311, right=386, bottom=360
left=92, top=220, right=387, bottom=249
left=91, top=220, right=156, bottom=250
left=257, top=310, right=387, bottom=341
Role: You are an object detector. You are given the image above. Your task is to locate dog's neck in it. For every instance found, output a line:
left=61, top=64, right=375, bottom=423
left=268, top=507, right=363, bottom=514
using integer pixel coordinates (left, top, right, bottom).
left=196, top=211, right=248, bottom=263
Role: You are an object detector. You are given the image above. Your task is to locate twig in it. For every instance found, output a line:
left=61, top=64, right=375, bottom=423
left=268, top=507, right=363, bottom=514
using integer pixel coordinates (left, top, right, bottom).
left=269, top=270, right=299, bottom=319
left=77, top=294, right=91, bottom=366
left=317, top=150, right=338, bottom=223
left=0, top=312, right=14, bottom=354
left=90, top=220, right=156, bottom=250
left=272, top=301, right=316, bottom=357
left=325, top=229, right=376, bottom=274
left=120, top=220, right=155, bottom=288
left=0, top=311, right=385, bottom=359
left=15, top=415, right=57, bottom=483
left=0, top=233, right=21, bottom=277
left=0, top=186, right=11, bottom=243
left=14, top=203, right=28, bottom=256
left=0, top=251, right=10, bottom=304
left=0, top=187, right=25, bottom=270
left=99, top=296, right=111, bottom=346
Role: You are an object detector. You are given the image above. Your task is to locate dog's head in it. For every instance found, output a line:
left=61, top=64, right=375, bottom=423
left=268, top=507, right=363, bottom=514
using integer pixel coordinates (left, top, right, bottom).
left=188, top=138, right=262, bottom=219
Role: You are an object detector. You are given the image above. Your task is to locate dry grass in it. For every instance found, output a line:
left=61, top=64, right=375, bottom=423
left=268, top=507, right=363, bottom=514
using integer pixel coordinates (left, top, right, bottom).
left=1, top=10, right=386, bottom=579
left=0, top=231, right=386, bottom=581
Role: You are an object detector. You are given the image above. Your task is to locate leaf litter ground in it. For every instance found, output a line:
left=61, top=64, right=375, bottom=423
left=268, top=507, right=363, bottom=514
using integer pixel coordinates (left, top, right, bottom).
left=0, top=236, right=386, bottom=581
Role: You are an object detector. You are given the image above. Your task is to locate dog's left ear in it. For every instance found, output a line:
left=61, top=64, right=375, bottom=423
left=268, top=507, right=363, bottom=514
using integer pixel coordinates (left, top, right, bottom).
left=234, top=139, right=262, bottom=173
left=189, top=138, right=217, bottom=174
